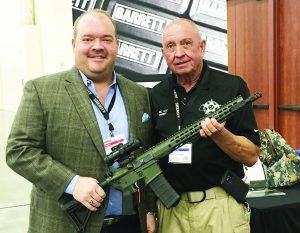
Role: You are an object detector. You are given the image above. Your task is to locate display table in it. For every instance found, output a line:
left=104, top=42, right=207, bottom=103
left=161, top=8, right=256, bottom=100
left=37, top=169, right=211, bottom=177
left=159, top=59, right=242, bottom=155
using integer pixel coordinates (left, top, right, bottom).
left=247, top=182, right=300, bottom=233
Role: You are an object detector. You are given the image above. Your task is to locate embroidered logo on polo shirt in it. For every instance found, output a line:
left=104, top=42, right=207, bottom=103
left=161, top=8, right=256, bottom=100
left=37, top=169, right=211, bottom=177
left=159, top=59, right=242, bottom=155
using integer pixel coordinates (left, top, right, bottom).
left=199, top=99, right=220, bottom=115
left=158, top=109, right=168, bottom=116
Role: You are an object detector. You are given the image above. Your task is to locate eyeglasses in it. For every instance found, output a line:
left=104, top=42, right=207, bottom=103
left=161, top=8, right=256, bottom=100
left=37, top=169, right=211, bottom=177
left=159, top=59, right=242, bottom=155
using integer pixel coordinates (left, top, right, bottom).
left=163, top=38, right=194, bottom=53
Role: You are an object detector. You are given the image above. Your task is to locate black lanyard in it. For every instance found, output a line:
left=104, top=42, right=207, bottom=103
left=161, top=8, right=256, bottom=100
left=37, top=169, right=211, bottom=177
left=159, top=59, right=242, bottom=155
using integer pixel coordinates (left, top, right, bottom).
left=86, top=83, right=117, bottom=137
left=173, top=89, right=181, bottom=131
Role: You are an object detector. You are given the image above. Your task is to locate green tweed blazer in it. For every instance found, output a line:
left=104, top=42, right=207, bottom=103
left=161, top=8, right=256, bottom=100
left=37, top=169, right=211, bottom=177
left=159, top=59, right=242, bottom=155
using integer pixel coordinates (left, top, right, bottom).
left=6, top=67, right=153, bottom=233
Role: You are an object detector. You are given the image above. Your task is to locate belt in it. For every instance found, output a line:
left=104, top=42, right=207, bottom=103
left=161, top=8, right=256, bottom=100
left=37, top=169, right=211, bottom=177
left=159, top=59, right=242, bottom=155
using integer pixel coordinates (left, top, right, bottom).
left=181, top=186, right=228, bottom=203
left=103, top=215, right=134, bottom=227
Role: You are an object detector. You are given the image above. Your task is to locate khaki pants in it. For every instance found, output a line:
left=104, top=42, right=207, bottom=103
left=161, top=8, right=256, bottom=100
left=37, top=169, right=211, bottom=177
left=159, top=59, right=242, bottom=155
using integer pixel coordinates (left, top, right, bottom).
left=157, top=187, right=250, bottom=233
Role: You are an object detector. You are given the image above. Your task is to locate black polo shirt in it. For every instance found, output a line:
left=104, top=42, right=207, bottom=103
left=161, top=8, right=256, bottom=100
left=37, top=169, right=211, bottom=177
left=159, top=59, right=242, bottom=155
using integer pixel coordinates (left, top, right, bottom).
left=149, top=62, right=260, bottom=193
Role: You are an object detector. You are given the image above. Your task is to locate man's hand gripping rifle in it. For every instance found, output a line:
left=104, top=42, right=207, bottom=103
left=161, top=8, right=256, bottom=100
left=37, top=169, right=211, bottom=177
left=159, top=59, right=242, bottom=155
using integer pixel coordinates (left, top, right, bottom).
left=59, top=92, right=262, bottom=232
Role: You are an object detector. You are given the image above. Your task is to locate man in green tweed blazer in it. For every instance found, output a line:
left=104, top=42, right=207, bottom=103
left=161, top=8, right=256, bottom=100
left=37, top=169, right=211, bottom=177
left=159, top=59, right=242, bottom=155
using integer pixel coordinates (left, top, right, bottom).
left=6, top=9, right=156, bottom=233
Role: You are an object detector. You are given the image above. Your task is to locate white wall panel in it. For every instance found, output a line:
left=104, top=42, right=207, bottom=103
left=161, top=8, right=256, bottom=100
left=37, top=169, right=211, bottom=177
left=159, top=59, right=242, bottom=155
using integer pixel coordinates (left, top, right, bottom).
left=0, top=1, right=74, bottom=232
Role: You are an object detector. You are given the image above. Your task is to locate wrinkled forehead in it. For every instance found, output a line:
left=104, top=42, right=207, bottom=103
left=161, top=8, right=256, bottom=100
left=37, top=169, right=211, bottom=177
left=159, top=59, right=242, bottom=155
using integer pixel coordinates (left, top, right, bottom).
left=163, top=20, right=200, bottom=44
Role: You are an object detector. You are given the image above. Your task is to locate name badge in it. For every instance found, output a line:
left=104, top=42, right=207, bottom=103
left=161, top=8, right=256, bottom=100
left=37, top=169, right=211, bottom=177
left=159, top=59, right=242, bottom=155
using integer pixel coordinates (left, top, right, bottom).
left=168, top=143, right=192, bottom=164
left=103, top=134, right=127, bottom=155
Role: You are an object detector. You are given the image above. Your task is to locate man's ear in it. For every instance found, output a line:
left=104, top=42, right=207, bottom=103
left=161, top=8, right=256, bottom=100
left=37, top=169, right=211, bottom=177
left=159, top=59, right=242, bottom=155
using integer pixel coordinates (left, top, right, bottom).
left=199, top=40, right=206, bottom=55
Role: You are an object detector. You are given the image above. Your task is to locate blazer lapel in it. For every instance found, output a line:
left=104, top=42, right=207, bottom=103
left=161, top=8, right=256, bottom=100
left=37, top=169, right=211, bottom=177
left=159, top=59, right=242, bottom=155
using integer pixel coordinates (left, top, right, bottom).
left=117, top=75, right=138, bottom=139
left=64, top=68, right=105, bottom=154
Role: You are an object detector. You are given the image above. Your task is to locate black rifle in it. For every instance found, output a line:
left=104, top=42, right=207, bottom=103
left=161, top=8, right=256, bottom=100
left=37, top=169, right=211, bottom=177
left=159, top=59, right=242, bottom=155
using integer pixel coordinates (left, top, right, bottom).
left=59, top=93, right=262, bottom=232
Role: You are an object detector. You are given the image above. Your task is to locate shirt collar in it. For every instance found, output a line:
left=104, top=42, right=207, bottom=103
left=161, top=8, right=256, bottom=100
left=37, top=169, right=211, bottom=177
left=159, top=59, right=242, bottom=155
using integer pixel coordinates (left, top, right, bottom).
left=79, top=70, right=117, bottom=88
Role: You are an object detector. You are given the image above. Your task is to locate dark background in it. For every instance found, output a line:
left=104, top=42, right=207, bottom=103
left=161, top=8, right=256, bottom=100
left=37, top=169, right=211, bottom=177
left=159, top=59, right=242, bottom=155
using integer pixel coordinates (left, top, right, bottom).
left=72, top=0, right=228, bottom=83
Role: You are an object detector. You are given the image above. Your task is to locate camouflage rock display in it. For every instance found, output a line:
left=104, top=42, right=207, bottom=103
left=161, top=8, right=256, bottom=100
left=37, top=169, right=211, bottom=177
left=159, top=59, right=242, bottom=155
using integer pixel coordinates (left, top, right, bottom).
left=259, top=129, right=300, bottom=187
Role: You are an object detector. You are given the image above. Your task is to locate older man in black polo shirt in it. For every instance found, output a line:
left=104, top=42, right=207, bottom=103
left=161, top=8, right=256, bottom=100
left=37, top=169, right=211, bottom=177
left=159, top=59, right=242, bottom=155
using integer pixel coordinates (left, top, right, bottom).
left=150, top=18, right=260, bottom=233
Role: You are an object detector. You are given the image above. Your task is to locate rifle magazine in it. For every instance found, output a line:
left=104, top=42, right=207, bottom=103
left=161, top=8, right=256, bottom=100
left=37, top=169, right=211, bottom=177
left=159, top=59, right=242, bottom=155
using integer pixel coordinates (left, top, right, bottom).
left=149, top=173, right=180, bottom=209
